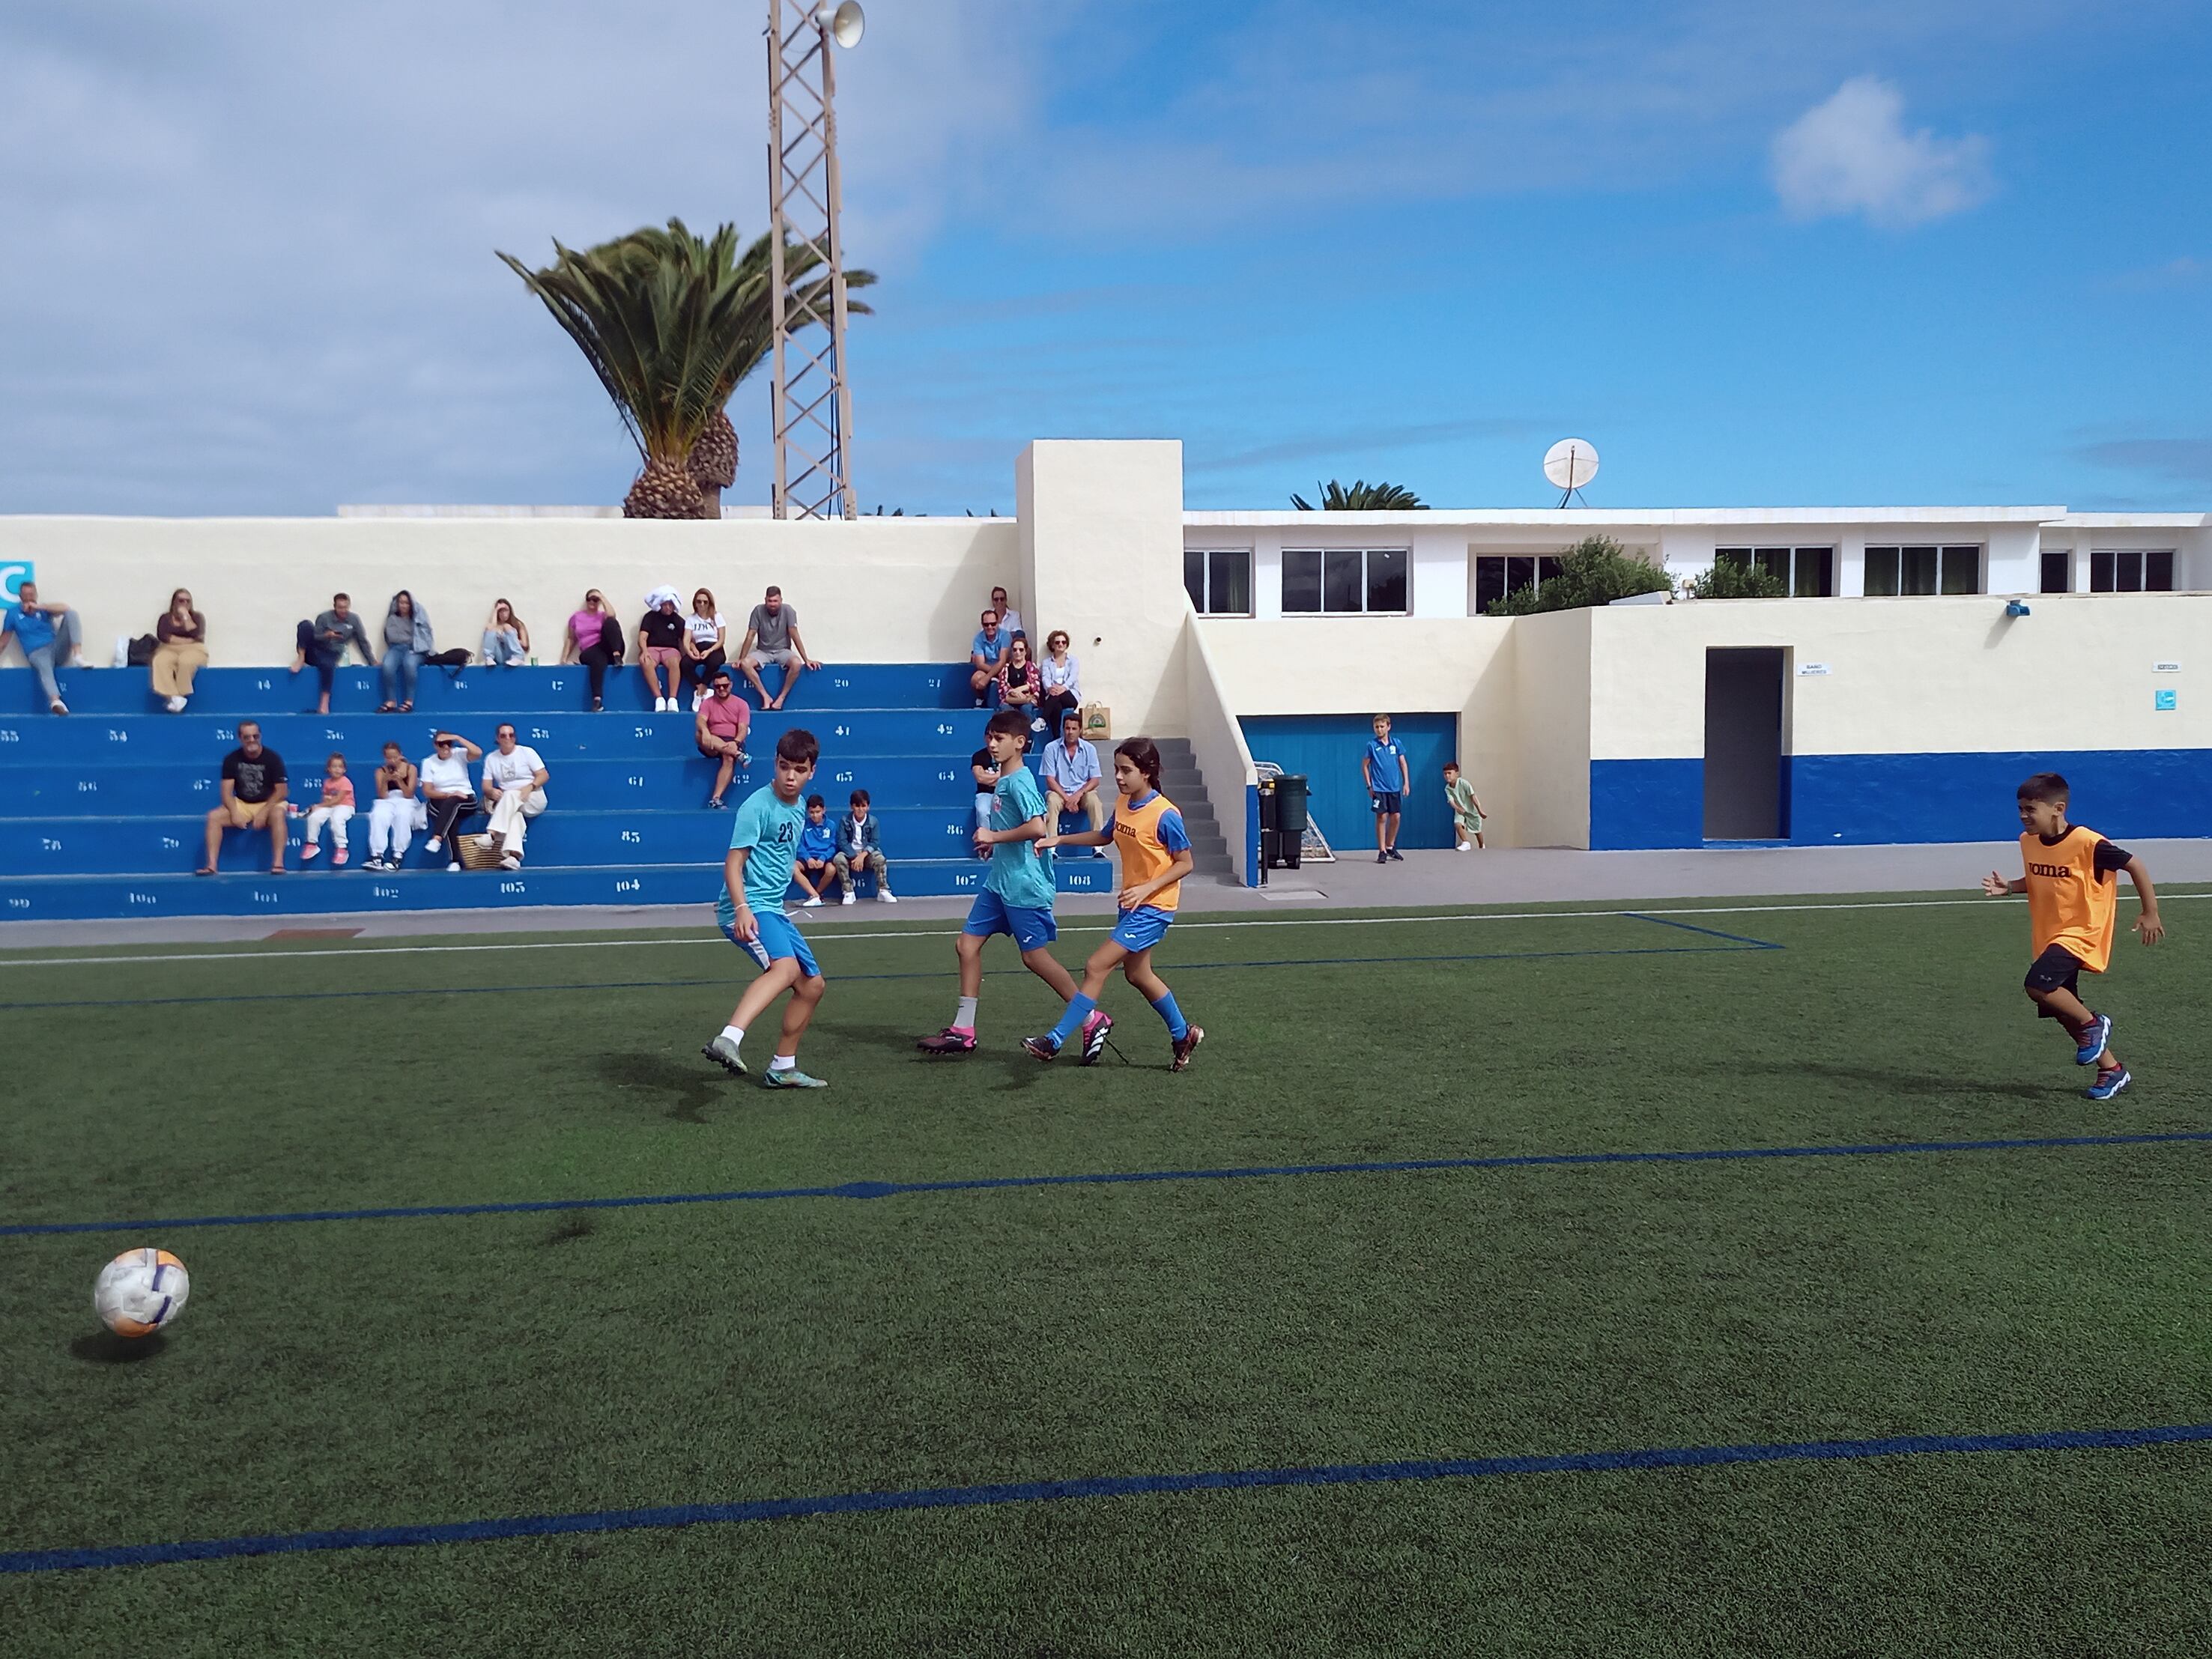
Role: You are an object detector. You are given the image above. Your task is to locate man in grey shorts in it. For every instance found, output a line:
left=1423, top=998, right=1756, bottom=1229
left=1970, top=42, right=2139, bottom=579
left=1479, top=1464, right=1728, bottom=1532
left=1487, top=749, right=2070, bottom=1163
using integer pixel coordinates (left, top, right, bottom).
left=736, top=584, right=822, bottom=710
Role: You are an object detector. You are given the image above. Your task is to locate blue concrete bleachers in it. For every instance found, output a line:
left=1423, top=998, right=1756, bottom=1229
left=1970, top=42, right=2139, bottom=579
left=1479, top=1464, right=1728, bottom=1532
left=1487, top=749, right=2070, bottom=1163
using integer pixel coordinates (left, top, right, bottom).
left=0, top=663, right=1105, bottom=921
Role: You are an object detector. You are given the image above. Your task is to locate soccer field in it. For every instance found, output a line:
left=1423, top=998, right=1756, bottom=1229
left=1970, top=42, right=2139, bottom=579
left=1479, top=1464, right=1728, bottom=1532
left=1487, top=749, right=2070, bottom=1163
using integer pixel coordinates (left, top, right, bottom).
left=4, top=894, right=2210, bottom=1657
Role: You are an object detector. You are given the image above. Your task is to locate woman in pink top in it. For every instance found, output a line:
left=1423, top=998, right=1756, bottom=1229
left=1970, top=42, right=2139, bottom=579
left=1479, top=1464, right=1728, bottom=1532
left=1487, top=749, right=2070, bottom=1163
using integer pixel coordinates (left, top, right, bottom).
left=693, top=667, right=753, bottom=808
left=560, top=589, right=622, bottom=712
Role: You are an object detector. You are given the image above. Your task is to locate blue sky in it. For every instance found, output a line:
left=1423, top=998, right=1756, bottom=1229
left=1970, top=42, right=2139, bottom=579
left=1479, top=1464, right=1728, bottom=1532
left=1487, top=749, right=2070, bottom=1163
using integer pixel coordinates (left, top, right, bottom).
left=3, top=0, right=2208, bottom=515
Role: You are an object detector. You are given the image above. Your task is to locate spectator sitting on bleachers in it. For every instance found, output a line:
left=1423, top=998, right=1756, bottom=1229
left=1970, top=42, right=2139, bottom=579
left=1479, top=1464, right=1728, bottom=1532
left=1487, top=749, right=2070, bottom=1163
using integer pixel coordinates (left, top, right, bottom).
left=482, top=599, right=529, bottom=668
left=968, top=609, right=1008, bottom=707
left=696, top=669, right=751, bottom=809
left=198, top=719, right=288, bottom=875
left=152, top=588, right=207, bottom=713
left=793, top=793, right=837, bottom=907
left=990, top=585, right=1025, bottom=643
left=1039, top=709, right=1107, bottom=846
left=363, top=741, right=419, bottom=871
left=420, top=730, right=482, bottom=867
left=299, top=752, right=357, bottom=867
left=996, top=634, right=1044, bottom=729
left=971, top=741, right=1000, bottom=836
left=834, top=788, right=896, bottom=904
left=291, top=593, right=375, bottom=716
left=638, top=588, right=687, bottom=713
left=737, top=585, right=819, bottom=710
left=1038, top=629, right=1082, bottom=735
left=480, top=723, right=549, bottom=873
left=682, top=588, right=727, bottom=711
left=377, top=590, right=434, bottom=714
left=561, top=589, right=622, bottom=712
left=1, top=580, right=88, bottom=715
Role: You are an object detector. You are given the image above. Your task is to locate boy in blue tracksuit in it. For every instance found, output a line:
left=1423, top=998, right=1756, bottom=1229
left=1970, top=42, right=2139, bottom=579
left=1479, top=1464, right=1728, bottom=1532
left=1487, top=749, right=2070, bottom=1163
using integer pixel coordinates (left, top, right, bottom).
left=701, top=729, right=830, bottom=1089
left=793, top=793, right=838, bottom=907
left=916, top=709, right=1102, bottom=1056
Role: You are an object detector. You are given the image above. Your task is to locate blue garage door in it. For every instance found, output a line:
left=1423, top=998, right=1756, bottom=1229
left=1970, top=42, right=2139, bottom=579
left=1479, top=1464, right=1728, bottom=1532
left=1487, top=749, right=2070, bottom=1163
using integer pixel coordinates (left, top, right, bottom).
left=1239, top=713, right=1461, bottom=852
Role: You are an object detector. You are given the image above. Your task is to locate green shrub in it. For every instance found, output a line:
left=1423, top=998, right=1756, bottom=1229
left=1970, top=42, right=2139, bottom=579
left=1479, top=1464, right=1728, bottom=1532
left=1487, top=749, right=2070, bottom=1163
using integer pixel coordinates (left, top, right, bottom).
left=1484, top=535, right=1673, bottom=616
left=1689, top=556, right=1790, bottom=599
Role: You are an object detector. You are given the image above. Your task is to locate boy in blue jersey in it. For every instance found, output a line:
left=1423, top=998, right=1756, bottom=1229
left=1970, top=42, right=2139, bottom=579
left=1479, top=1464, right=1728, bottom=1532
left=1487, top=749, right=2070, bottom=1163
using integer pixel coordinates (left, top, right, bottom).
left=1363, top=713, right=1410, bottom=864
left=917, top=709, right=1103, bottom=1057
left=701, top=729, right=830, bottom=1088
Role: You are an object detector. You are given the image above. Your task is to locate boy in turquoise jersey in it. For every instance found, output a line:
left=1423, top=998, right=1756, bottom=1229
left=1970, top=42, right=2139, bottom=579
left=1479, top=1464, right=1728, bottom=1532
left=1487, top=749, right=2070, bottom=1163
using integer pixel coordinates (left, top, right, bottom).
left=918, top=709, right=1103, bottom=1056
left=701, top=729, right=830, bottom=1088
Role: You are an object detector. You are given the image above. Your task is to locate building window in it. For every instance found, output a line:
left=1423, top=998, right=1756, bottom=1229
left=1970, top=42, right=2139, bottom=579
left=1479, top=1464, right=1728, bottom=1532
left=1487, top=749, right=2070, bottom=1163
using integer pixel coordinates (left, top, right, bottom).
left=1184, top=548, right=1254, bottom=616
left=2089, top=549, right=2175, bottom=593
left=1473, top=554, right=1563, bottom=614
left=1715, top=546, right=1834, bottom=597
left=1864, top=545, right=1981, bottom=597
left=2040, top=551, right=2071, bottom=593
left=1283, top=548, right=1410, bottom=615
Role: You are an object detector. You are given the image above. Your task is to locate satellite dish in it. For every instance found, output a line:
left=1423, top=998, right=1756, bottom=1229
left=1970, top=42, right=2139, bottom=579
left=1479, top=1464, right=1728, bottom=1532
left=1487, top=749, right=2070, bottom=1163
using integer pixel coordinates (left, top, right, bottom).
left=1544, top=438, right=1599, bottom=506
left=817, top=0, right=864, bottom=46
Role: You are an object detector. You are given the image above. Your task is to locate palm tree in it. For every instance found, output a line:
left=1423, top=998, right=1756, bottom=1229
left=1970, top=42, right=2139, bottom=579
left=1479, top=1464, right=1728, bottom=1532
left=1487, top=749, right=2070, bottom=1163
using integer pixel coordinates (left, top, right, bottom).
left=499, top=219, right=875, bottom=518
left=1290, top=479, right=1427, bottom=511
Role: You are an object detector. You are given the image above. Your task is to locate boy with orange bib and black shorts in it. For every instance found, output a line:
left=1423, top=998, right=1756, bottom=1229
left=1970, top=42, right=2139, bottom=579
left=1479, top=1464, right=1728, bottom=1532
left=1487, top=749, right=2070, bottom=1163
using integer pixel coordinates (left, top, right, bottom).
left=1025, top=736, right=1204, bottom=1072
left=1982, top=771, right=2163, bottom=1101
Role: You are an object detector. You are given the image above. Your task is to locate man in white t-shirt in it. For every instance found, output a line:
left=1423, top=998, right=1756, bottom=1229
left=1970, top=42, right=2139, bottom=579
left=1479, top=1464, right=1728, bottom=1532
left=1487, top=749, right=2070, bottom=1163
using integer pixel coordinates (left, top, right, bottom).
left=420, top=730, right=483, bottom=869
left=480, top=722, right=550, bottom=872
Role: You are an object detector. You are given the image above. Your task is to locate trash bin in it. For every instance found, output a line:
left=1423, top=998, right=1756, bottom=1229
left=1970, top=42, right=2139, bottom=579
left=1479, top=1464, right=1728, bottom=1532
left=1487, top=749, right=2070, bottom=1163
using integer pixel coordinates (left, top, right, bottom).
left=1274, top=774, right=1309, bottom=870
left=1257, top=777, right=1281, bottom=872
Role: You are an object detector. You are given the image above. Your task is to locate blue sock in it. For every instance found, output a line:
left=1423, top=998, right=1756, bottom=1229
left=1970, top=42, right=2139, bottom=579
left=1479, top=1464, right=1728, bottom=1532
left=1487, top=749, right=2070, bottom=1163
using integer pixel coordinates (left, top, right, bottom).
left=1151, top=992, right=1188, bottom=1041
left=1049, top=993, right=1097, bottom=1049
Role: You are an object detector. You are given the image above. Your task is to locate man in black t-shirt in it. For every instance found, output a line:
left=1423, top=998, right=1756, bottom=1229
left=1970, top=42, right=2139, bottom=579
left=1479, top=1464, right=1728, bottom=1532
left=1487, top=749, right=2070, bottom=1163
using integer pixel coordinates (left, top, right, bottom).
left=970, top=744, right=1000, bottom=855
left=199, top=720, right=291, bottom=874
left=637, top=594, right=689, bottom=712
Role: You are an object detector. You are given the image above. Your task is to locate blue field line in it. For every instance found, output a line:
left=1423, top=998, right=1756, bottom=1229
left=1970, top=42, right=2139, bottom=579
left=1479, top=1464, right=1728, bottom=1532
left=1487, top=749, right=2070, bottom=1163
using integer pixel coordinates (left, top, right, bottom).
left=4, top=1420, right=2206, bottom=1575
left=0, top=939, right=1771, bottom=1013
left=7, top=1128, right=2209, bottom=1240
left=1622, top=912, right=1787, bottom=948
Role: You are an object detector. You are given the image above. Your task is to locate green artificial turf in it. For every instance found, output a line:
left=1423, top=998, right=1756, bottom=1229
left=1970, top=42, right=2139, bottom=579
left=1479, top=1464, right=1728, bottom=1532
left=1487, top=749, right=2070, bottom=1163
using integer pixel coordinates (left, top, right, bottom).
left=3, top=894, right=2209, bottom=1656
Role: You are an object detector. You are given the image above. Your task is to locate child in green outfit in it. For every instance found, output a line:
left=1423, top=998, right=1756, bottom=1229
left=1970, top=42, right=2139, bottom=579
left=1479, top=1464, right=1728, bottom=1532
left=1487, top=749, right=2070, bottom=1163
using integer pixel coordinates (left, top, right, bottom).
left=1443, top=762, right=1485, bottom=851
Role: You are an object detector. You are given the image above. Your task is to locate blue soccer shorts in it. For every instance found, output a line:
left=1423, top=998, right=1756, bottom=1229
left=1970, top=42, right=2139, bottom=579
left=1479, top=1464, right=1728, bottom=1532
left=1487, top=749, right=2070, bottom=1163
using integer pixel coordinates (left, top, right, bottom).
left=1110, top=905, right=1175, bottom=953
left=963, top=888, right=1058, bottom=951
left=1371, top=792, right=1403, bottom=816
left=724, top=911, right=820, bottom=978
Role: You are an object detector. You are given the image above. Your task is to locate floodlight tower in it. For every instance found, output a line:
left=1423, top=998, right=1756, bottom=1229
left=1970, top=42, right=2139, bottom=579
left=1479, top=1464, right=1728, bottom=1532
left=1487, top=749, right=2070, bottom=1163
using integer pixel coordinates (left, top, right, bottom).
left=767, top=0, right=864, bottom=519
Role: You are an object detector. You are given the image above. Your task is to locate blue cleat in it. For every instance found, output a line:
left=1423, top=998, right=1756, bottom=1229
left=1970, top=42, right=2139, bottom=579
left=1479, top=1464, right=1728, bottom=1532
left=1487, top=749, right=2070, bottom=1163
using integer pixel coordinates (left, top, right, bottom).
left=2074, top=1013, right=2112, bottom=1066
left=2085, top=1067, right=2131, bottom=1103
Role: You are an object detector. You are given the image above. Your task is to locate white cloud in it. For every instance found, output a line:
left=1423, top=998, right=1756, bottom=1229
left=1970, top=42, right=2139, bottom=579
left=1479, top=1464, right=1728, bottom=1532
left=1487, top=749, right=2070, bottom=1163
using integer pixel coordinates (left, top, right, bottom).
left=1769, top=76, right=1993, bottom=228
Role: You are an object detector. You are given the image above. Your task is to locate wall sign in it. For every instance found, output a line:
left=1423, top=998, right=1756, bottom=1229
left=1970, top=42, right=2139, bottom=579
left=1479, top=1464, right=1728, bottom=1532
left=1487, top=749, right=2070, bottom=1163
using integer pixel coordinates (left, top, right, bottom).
left=2153, top=661, right=2181, bottom=673
left=2154, top=689, right=2178, bottom=712
left=0, top=560, right=31, bottom=611
left=1796, top=662, right=1831, bottom=676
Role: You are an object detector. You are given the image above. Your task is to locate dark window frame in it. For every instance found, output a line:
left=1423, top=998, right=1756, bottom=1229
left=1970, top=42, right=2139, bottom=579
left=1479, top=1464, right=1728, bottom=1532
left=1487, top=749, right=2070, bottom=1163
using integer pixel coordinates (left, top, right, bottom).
left=1715, top=545, right=1835, bottom=598
left=1863, top=544, right=1982, bottom=598
left=1282, top=547, right=1413, bottom=616
left=1184, top=548, right=1255, bottom=616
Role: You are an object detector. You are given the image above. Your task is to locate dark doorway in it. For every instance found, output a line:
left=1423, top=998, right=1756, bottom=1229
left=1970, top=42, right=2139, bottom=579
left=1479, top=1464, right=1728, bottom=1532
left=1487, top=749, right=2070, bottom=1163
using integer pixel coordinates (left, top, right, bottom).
left=1704, top=648, right=1787, bottom=840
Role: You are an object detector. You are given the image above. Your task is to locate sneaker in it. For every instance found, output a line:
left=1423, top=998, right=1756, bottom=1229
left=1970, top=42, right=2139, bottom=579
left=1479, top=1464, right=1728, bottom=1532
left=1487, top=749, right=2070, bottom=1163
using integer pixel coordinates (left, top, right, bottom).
left=447, top=861, right=461, bottom=872
left=1170, top=1025, right=1206, bottom=1073
left=700, top=1034, right=748, bottom=1077
left=879, top=891, right=898, bottom=903
left=1079, top=1010, right=1114, bottom=1067
left=706, top=795, right=726, bottom=810
left=1376, top=852, right=1388, bottom=864
left=1020, top=1034, right=1060, bottom=1062
left=166, top=694, right=187, bottom=713
left=2086, top=1067, right=2132, bottom=1103
left=1456, top=840, right=1472, bottom=852
left=1387, top=848, right=1405, bottom=861
left=333, top=848, right=348, bottom=867
left=802, top=895, right=822, bottom=908
left=500, top=855, right=522, bottom=872
left=840, top=891, right=855, bottom=906
left=691, top=691, right=704, bottom=712
left=425, top=837, right=442, bottom=854
left=591, top=697, right=604, bottom=712
left=301, top=843, right=321, bottom=861
left=49, top=700, right=67, bottom=715
left=763, top=1065, right=828, bottom=1089
left=2074, top=1013, right=2112, bottom=1067
left=916, top=1028, right=976, bottom=1057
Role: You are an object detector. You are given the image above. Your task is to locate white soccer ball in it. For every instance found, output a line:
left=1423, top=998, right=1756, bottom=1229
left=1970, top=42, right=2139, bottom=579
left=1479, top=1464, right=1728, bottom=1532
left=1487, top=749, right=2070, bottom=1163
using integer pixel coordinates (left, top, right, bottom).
left=93, top=1247, right=191, bottom=1338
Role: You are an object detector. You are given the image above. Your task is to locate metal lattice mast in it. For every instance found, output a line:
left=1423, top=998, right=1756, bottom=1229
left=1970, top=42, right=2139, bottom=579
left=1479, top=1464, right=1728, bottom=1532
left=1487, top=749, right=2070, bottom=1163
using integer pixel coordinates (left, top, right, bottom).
left=767, top=0, right=858, bottom=520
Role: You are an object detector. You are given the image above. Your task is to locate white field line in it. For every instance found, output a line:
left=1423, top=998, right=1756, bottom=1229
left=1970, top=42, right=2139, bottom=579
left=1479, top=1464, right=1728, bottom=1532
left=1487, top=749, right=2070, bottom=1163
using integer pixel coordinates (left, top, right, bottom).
left=1, top=891, right=2205, bottom=970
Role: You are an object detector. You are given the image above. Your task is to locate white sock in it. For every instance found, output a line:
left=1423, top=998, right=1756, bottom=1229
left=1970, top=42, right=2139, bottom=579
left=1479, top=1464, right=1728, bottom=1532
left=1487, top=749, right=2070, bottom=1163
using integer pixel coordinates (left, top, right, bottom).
left=770, top=1054, right=795, bottom=1071
left=721, top=1024, right=744, bottom=1046
left=954, top=995, right=978, bottom=1030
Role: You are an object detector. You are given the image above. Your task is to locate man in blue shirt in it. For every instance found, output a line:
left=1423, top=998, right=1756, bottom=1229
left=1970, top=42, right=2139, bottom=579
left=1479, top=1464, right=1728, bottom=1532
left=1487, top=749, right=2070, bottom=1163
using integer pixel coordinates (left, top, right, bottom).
left=1363, top=713, right=1410, bottom=864
left=0, top=580, right=85, bottom=715
left=967, top=609, right=1009, bottom=708
left=701, top=728, right=831, bottom=1089
left=918, top=709, right=1101, bottom=1057
left=1037, top=709, right=1107, bottom=847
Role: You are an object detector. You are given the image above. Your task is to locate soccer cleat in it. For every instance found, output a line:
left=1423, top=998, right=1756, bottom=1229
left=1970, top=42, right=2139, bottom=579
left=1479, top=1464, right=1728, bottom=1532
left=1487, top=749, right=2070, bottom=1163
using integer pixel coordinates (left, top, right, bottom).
left=1079, top=1010, right=1114, bottom=1067
left=2086, top=1067, right=2131, bottom=1102
left=2074, top=1013, right=2112, bottom=1066
left=700, top=1034, right=748, bottom=1077
left=763, top=1066, right=827, bottom=1089
left=1020, top=1034, right=1059, bottom=1062
left=1170, top=1024, right=1205, bottom=1073
left=916, top=1028, right=977, bottom=1057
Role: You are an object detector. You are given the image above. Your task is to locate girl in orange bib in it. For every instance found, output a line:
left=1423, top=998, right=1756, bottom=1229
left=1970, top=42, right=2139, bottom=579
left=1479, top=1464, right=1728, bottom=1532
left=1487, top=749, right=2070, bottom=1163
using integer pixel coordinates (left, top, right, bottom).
left=1982, top=771, right=2163, bottom=1101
